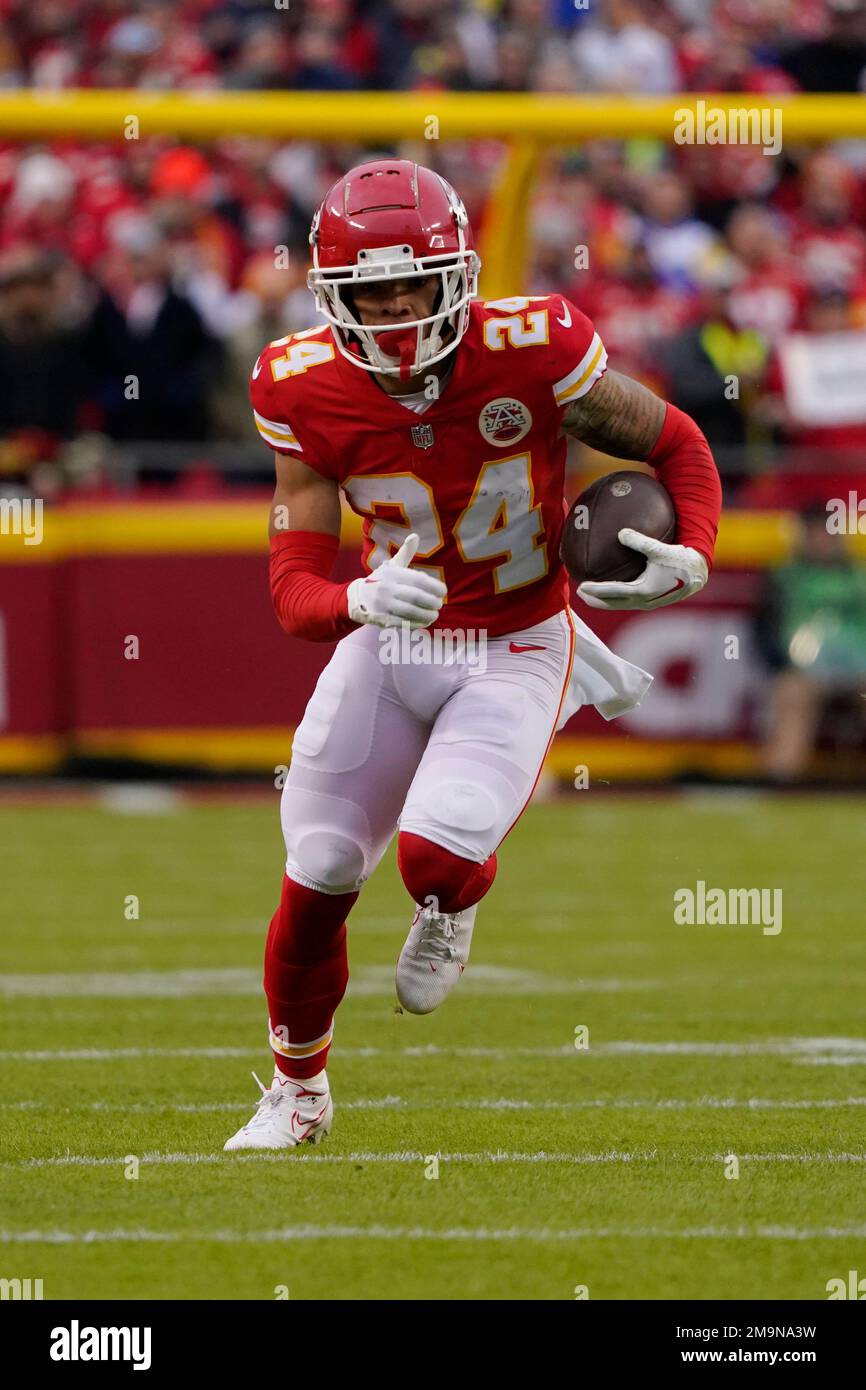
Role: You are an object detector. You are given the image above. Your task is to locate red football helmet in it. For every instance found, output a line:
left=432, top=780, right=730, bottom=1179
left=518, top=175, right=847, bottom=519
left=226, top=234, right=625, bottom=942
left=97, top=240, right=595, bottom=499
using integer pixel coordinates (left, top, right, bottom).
left=307, top=159, right=480, bottom=379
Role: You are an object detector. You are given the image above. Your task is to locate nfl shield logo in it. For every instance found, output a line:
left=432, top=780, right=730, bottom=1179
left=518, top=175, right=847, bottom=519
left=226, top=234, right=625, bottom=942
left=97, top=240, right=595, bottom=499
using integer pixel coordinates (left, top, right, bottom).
left=411, top=423, right=435, bottom=450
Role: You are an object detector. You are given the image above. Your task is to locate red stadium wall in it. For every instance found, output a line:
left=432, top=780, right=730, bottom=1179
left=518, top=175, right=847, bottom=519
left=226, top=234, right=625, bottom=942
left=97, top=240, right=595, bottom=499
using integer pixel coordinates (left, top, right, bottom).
left=0, top=497, right=849, bottom=780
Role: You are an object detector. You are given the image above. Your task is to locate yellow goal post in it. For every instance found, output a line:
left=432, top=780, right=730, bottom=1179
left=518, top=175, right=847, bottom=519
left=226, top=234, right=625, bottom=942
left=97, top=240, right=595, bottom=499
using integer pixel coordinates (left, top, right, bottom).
left=1, top=91, right=865, bottom=297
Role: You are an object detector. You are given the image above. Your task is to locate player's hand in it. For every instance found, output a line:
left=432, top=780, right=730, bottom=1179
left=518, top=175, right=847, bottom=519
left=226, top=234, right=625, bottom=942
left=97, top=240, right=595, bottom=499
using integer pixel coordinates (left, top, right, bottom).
left=578, top=528, right=708, bottom=611
left=347, top=533, right=447, bottom=629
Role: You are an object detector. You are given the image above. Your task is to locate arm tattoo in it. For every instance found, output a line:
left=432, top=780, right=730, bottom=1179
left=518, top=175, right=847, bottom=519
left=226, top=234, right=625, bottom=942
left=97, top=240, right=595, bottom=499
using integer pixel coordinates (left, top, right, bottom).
left=561, top=369, right=666, bottom=460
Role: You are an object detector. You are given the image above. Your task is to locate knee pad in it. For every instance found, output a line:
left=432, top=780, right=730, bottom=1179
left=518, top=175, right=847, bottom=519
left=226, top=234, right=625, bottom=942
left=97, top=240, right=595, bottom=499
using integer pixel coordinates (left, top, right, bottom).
left=287, top=828, right=366, bottom=894
left=399, top=753, right=519, bottom=863
left=282, top=786, right=372, bottom=894
left=397, top=831, right=496, bottom=914
left=423, top=775, right=500, bottom=834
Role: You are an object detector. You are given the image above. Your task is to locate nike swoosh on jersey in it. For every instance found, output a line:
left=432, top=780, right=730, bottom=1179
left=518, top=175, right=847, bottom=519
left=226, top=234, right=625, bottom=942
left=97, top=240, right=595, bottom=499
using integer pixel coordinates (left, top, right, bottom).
left=556, top=303, right=572, bottom=328
left=509, top=642, right=546, bottom=653
left=252, top=356, right=263, bottom=379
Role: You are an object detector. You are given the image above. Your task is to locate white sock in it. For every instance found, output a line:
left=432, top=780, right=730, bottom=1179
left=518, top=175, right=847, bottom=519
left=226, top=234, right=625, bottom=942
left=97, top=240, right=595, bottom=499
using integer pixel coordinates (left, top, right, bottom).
left=273, top=1066, right=327, bottom=1091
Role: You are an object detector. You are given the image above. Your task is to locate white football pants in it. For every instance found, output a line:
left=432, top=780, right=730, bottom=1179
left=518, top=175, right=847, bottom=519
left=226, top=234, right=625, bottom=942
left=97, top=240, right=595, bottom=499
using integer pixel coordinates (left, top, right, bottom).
left=280, top=609, right=580, bottom=895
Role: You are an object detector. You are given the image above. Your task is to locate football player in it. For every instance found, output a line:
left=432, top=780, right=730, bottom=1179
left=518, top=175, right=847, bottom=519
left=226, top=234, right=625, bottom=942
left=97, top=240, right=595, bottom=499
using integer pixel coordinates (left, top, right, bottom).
left=225, top=160, right=721, bottom=1150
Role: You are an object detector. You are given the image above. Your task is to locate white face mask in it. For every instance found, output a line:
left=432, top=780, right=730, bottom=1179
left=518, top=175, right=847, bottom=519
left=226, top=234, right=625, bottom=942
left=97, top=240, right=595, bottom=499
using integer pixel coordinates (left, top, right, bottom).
left=308, top=242, right=481, bottom=381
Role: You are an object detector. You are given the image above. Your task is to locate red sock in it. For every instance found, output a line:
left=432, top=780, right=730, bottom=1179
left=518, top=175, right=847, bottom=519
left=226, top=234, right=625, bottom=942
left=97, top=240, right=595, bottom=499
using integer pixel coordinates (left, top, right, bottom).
left=397, top=831, right=497, bottom=914
left=263, top=874, right=358, bottom=1079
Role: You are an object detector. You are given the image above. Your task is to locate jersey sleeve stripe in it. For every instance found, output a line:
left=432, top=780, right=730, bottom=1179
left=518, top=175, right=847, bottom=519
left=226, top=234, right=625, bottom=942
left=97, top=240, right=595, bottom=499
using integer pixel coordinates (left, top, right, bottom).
left=553, top=333, right=608, bottom=405
left=255, top=422, right=303, bottom=453
left=254, top=409, right=298, bottom=440
left=253, top=411, right=303, bottom=452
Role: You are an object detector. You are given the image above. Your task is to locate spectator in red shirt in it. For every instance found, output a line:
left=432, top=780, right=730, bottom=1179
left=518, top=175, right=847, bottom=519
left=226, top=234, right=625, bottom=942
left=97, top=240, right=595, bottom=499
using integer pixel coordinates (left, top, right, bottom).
left=785, top=151, right=866, bottom=290
left=725, top=203, right=808, bottom=348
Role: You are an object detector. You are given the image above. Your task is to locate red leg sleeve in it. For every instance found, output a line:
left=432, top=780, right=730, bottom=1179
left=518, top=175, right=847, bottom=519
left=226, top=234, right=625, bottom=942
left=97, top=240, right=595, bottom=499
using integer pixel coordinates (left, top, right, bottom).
left=264, top=874, right=358, bottom=1079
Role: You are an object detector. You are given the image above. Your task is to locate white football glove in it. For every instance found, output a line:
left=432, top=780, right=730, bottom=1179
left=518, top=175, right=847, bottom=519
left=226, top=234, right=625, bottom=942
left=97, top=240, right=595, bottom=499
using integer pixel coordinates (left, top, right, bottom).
left=578, top=527, right=708, bottom=611
left=347, top=533, right=446, bottom=629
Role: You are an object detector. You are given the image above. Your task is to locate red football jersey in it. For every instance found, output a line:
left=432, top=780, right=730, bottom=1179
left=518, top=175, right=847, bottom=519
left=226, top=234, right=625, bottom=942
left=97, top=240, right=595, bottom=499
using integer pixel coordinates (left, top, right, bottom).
left=250, top=295, right=607, bottom=636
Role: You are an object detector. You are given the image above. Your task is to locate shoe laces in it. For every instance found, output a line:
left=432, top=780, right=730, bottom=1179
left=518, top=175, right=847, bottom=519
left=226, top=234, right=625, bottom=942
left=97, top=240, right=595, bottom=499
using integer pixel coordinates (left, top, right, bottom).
left=241, top=1070, right=285, bottom=1128
left=416, top=910, right=458, bottom=963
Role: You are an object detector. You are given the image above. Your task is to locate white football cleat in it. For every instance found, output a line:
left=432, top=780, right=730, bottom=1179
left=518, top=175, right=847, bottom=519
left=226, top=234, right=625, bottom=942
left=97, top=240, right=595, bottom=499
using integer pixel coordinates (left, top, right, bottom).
left=224, top=1068, right=333, bottom=1151
left=395, top=902, right=477, bottom=1015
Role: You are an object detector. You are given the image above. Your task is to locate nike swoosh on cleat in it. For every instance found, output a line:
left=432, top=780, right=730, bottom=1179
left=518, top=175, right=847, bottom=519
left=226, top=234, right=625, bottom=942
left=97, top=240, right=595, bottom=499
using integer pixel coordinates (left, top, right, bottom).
left=509, top=642, right=546, bottom=653
left=291, top=1105, right=327, bottom=1138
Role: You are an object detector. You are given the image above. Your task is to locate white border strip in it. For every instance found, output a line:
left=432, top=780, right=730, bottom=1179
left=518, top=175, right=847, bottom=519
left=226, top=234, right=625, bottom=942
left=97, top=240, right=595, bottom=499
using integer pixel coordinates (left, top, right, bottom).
left=6, top=1149, right=651, bottom=1171
left=2, top=1038, right=865, bottom=1061
left=2, top=1095, right=865, bottom=1113
left=2, top=1223, right=865, bottom=1244
left=5, top=1149, right=864, bottom=1172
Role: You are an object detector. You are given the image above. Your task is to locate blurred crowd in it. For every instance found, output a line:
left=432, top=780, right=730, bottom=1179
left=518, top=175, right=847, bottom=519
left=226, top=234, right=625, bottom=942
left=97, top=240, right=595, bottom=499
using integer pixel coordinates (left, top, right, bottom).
left=2, top=0, right=865, bottom=95
left=1, top=0, right=866, bottom=505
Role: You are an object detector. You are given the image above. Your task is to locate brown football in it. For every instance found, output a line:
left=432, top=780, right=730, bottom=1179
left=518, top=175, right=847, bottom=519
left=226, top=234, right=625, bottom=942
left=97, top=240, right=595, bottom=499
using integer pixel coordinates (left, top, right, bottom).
left=560, top=470, right=676, bottom=584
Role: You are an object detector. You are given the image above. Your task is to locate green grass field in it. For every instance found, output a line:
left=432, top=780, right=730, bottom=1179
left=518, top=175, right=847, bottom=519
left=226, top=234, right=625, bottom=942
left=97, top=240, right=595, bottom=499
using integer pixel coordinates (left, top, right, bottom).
left=1, top=791, right=865, bottom=1301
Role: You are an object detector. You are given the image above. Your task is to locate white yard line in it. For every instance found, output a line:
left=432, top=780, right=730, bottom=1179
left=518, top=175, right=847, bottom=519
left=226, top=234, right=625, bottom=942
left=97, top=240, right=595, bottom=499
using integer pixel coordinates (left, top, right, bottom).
left=0, top=1047, right=260, bottom=1060
left=2, top=1037, right=866, bottom=1061
left=796, top=1057, right=866, bottom=1067
left=0, top=1097, right=405, bottom=1113
left=596, top=1039, right=866, bottom=1056
left=713, top=1153, right=866, bottom=1162
left=0, top=966, right=658, bottom=998
left=2, top=1223, right=865, bottom=1244
left=2, top=1095, right=866, bottom=1113
left=4, top=1148, right=864, bottom=1172
left=6, top=1149, right=651, bottom=1171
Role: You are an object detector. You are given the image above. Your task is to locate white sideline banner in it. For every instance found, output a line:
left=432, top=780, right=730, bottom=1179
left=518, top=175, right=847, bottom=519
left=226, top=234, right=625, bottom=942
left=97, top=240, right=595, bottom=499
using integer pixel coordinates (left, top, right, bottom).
left=780, top=329, right=866, bottom=425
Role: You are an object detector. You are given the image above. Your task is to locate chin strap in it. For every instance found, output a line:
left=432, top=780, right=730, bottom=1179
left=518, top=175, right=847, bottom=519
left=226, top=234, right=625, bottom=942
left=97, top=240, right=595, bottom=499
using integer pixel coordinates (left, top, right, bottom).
left=398, top=339, right=415, bottom=382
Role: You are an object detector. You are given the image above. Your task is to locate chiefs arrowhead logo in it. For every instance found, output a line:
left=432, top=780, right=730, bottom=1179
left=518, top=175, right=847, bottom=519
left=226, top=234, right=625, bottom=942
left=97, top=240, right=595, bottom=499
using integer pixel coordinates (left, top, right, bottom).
left=478, top=397, right=532, bottom=447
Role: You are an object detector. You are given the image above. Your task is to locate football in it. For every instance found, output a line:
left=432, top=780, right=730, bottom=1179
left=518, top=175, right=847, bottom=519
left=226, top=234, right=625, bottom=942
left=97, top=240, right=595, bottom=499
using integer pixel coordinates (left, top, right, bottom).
left=560, top=470, right=677, bottom=584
